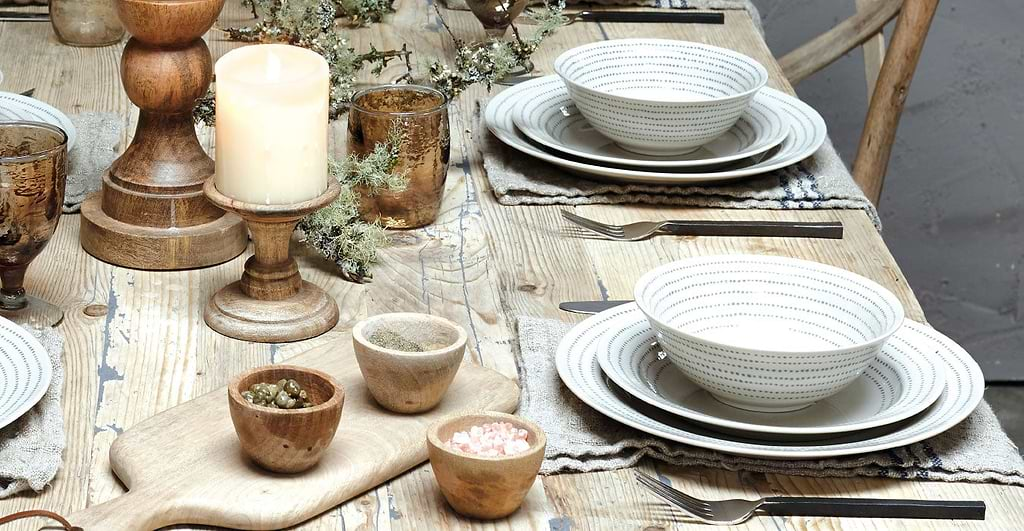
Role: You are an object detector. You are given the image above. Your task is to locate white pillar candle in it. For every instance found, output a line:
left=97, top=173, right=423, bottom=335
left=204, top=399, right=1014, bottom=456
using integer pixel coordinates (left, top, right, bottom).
left=214, top=44, right=329, bottom=205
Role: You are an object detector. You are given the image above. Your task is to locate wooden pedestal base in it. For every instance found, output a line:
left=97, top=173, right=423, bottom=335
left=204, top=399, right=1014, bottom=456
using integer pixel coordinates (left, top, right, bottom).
left=202, top=179, right=342, bottom=344
left=80, top=192, right=248, bottom=270
left=205, top=280, right=340, bottom=343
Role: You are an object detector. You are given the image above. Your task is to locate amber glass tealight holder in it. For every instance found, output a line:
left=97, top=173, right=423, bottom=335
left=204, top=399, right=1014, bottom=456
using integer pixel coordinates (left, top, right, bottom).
left=203, top=179, right=341, bottom=343
left=0, top=122, right=68, bottom=329
left=347, top=85, right=450, bottom=229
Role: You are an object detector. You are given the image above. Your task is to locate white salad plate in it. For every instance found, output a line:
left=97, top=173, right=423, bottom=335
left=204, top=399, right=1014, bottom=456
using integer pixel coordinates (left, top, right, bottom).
left=597, top=304, right=945, bottom=436
left=0, top=316, right=53, bottom=431
left=556, top=303, right=984, bottom=459
left=513, top=78, right=789, bottom=168
left=0, top=91, right=77, bottom=150
left=485, top=76, right=826, bottom=185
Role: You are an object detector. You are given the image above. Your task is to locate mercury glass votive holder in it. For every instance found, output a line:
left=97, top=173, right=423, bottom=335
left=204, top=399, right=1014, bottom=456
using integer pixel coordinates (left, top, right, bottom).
left=347, top=85, right=451, bottom=229
left=49, top=0, right=125, bottom=48
left=0, top=122, right=68, bottom=328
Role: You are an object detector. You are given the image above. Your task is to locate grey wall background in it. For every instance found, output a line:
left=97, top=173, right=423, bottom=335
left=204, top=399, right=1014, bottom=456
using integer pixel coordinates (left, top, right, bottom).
left=754, top=1, right=1024, bottom=380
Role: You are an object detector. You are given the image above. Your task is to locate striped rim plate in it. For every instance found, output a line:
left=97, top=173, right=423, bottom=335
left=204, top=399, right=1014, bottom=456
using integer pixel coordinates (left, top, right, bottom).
left=513, top=78, right=790, bottom=169
left=485, top=76, right=825, bottom=185
left=597, top=304, right=945, bottom=437
left=556, top=303, right=984, bottom=459
left=0, top=316, right=52, bottom=431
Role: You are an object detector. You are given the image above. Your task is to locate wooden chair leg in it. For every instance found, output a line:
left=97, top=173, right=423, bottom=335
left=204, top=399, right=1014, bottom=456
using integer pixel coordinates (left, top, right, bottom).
left=853, top=0, right=940, bottom=205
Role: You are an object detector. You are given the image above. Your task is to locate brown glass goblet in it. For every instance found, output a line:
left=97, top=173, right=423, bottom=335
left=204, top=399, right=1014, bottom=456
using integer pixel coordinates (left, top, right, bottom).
left=347, top=85, right=450, bottom=229
left=0, top=122, right=68, bottom=328
left=465, top=0, right=529, bottom=39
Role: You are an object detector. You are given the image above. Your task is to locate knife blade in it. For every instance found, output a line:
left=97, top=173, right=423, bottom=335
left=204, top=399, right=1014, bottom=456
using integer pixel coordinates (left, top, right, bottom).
left=0, top=12, right=50, bottom=21
left=575, top=11, right=724, bottom=24
left=559, top=300, right=632, bottom=315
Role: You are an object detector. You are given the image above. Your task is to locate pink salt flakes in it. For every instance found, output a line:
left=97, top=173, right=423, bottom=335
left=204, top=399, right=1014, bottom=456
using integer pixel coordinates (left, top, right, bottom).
left=445, top=421, right=530, bottom=457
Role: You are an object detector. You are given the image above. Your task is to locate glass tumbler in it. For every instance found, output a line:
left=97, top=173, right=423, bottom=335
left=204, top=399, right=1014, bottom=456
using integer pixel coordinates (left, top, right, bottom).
left=0, top=122, right=68, bottom=328
left=50, top=0, right=125, bottom=48
left=347, top=85, right=451, bottom=229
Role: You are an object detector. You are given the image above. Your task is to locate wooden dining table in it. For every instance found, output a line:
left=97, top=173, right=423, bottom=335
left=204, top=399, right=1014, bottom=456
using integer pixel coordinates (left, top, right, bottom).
left=0, top=1, right=1021, bottom=529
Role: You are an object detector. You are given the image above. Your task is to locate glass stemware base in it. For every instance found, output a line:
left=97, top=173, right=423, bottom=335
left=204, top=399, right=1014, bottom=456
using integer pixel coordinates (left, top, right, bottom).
left=0, top=295, right=64, bottom=329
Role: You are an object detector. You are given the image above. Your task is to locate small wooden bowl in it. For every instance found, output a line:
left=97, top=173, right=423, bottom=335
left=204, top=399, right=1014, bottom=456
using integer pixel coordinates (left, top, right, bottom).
left=426, top=412, right=546, bottom=519
left=227, top=365, right=344, bottom=473
left=352, top=313, right=467, bottom=413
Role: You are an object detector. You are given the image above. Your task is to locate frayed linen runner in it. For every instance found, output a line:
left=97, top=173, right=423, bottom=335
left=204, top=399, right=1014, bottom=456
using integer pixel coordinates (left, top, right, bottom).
left=516, top=317, right=1024, bottom=484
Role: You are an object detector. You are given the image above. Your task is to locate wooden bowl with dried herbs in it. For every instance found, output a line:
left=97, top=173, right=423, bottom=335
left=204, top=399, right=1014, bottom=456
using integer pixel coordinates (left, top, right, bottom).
left=228, top=365, right=344, bottom=473
left=352, top=313, right=467, bottom=414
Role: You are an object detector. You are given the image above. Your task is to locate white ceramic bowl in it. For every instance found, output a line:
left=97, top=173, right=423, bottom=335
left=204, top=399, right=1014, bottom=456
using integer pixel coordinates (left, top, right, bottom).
left=634, top=255, right=905, bottom=413
left=553, top=39, right=769, bottom=156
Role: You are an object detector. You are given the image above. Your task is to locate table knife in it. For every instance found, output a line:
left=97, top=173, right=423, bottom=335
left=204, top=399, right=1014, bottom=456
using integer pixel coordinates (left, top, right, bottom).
left=559, top=300, right=632, bottom=315
left=0, top=11, right=49, bottom=21
left=567, top=11, right=725, bottom=25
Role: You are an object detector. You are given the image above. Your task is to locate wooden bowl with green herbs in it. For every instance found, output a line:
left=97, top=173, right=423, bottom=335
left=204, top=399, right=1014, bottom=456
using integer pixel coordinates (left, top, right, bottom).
left=228, top=365, right=344, bottom=473
left=352, top=313, right=467, bottom=413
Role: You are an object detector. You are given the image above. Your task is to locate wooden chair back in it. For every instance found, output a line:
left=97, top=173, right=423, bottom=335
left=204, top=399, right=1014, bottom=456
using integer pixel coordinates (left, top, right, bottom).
left=778, top=0, right=940, bottom=205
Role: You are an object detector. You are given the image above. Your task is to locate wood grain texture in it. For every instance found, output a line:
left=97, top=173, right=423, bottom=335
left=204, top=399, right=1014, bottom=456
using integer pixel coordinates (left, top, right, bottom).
left=779, top=0, right=902, bottom=85
left=0, top=2, right=1021, bottom=530
left=79, top=0, right=248, bottom=270
left=66, top=339, right=519, bottom=529
left=852, top=0, right=940, bottom=204
left=352, top=313, right=467, bottom=413
left=856, top=0, right=888, bottom=101
left=227, top=365, right=345, bottom=473
left=203, top=180, right=341, bottom=343
left=427, top=412, right=546, bottom=519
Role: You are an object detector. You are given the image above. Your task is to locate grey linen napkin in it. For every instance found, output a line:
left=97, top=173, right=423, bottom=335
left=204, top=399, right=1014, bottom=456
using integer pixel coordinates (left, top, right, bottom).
left=516, top=317, right=1024, bottom=484
left=64, top=112, right=122, bottom=213
left=0, top=328, right=66, bottom=498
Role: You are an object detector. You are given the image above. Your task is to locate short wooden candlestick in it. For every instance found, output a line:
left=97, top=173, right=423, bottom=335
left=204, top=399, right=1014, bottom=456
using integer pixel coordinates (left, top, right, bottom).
left=203, top=179, right=341, bottom=343
left=79, top=0, right=248, bottom=270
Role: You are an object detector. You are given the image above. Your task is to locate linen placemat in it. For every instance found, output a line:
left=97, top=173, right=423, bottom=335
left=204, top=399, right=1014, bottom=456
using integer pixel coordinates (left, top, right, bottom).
left=515, top=317, right=1024, bottom=484
left=64, top=111, right=122, bottom=213
left=0, top=328, right=66, bottom=498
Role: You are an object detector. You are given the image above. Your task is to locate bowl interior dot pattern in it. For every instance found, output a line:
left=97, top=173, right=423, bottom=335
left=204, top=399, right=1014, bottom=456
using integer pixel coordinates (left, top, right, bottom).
left=635, top=256, right=904, bottom=411
left=558, top=40, right=766, bottom=100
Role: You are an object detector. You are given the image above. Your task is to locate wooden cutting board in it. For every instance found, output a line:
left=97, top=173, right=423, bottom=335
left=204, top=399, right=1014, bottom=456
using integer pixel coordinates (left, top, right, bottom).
left=68, top=334, right=521, bottom=530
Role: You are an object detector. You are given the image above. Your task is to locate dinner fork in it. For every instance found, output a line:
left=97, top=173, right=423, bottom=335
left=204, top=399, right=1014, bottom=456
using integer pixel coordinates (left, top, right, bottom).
left=561, top=210, right=844, bottom=240
left=635, top=471, right=985, bottom=524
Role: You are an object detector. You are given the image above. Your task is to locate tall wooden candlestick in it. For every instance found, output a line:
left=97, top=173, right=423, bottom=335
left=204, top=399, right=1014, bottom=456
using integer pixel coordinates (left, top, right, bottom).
left=79, top=0, right=248, bottom=270
left=203, top=179, right=341, bottom=343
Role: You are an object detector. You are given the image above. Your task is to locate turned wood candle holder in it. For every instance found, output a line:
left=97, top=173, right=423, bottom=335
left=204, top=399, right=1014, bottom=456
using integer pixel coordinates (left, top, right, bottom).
left=79, top=0, right=248, bottom=270
left=203, top=179, right=341, bottom=343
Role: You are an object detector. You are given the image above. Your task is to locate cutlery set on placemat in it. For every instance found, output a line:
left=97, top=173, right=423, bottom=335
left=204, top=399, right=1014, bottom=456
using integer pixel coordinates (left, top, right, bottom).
left=486, top=38, right=827, bottom=186
left=554, top=255, right=985, bottom=460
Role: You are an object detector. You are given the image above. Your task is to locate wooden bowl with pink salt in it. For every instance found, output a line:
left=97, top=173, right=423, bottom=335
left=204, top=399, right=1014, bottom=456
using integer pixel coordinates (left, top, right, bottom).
left=426, top=412, right=546, bottom=519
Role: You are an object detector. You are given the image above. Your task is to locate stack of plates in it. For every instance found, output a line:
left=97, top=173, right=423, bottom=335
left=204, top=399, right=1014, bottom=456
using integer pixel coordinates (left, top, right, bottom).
left=484, top=75, right=827, bottom=185
left=556, top=303, right=984, bottom=458
left=0, top=316, right=52, bottom=431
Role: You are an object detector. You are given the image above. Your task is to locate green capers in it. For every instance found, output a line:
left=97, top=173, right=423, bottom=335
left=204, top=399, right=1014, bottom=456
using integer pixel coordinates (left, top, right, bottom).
left=244, top=378, right=314, bottom=409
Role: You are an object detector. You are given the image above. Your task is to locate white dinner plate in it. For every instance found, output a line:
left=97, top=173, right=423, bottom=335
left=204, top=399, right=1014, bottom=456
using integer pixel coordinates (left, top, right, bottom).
left=0, top=91, right=77, bottom=150
left=597, top=304, right=945, bottom=437
left=513, top=77, right=790, bottom=168
left=0, top=316, right=53, bottom=431
left=556, top=304, right=984, bottom=459
left=485, top=76, right=825, bottom=185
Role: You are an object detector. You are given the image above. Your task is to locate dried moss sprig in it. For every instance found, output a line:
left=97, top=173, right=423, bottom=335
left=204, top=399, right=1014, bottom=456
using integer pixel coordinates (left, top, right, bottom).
left=428, top=1, right=567, bottom=100
left=298, top=127, right=407, bottom=282
left=241, top=0, right=395, bottom=27
left=198, top=0, right=566, bottom=282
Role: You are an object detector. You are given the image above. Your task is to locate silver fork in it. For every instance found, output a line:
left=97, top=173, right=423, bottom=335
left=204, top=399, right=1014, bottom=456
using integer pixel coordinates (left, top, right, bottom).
left=560, top=210, right=844, bottom=241
left=634, top=471, right=985, bottom=525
